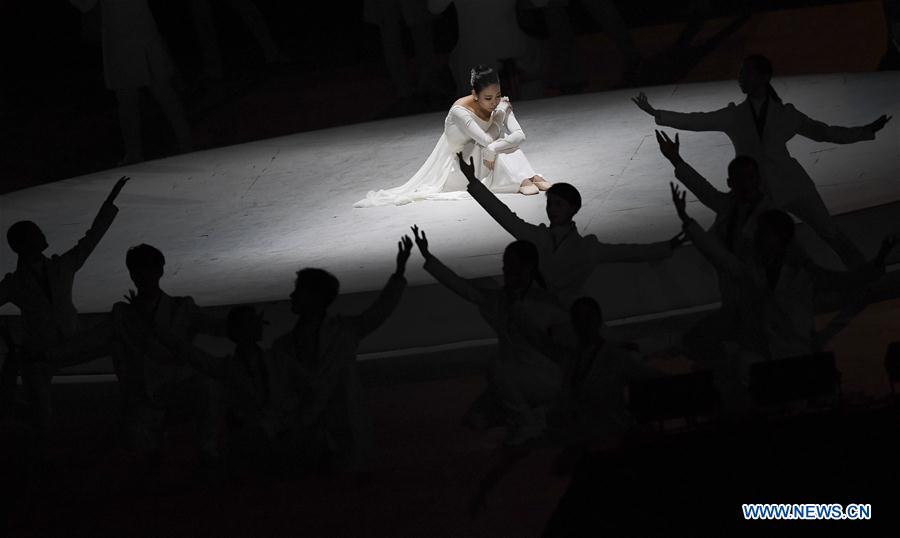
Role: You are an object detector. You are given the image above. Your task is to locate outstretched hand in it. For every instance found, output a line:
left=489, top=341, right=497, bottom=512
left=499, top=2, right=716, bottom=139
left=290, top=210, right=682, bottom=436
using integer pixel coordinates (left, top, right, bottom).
left=670, top=182, right=689, bottom=222
left=106, top=176, right=131, bottom=204
left=457, top=153, right=478, bottom=182
left=869, top=114, right=892, bottom=135
left=631, top=92, right=656, bottom=116
left=411, top=225, right=430, bottom=258
left=396, top=235, right=413, bottom=274
left=655, top=130, right=681, bottom=164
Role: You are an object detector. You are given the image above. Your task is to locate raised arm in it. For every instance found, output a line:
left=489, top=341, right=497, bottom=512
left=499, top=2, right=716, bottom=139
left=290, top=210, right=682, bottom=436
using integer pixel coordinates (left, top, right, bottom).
left=59, top=176, right=129, bottom=272
left=634, top=92, right=732, bottom=132
left=806, top=235, right=897, bottom=291
left=413, top=225, right=489, bottom=308
left=672, top=183, right=748, bottom=278
left=794, top=105, right=889, bottom=144
left=656, top=130, right=730, bottom=213
left=459, top=154, right=541, bottom=241
left=353, top=236, right=411, bottom=338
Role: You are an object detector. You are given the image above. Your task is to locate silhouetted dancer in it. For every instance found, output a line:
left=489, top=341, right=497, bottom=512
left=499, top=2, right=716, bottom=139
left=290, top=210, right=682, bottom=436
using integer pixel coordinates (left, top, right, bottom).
left=269, top=237, right=411, bottom=474
left=0, top=176, right=128, bottom=451
left=109, top=244, right=226, bottom=486
left=460, top=153, right=684, bottom=307
left=634, top=55, right=892, bottom=268
left=470, top=296, right=658, bottom=518
left=655, top=130, right=773, bottom=362
left=412, top=225, right=567, bottom=445
left=151, top=305, right=294, bottom=477
left=671, top=183, right=897, bottom=414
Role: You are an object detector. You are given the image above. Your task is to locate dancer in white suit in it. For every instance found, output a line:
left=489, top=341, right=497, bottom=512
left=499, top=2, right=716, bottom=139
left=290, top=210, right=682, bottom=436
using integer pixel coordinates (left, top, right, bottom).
left=355, top=65, right=550, bottom=207
left=633, top=55, right=892, bottom=268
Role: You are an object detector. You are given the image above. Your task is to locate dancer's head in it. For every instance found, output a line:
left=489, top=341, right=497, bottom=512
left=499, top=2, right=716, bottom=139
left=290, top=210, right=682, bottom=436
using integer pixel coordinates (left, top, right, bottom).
left=7, top=220, right=48, bottom=258
left=503, top=240, right=545, bottom=291
left=570, top=297, right=603, bottom=343
left=726, top=156, right=762, bottom=203
left=739, top=55, right=781, bottom=101
left=126, top=244, right=165, bottom=292
left=470, top=65, right=502, bottom=115
left=754, top=210, right=794, bottom=259
left=545, top=183, right=581, bottom=226
left=226, top=305, right=265, bottom=345
left=291, top=268, right=339, bottom=318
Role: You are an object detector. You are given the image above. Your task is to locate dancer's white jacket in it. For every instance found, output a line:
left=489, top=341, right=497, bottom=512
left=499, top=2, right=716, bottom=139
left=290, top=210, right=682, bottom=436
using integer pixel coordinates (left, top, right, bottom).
left=655, top=98, right=875, bottom=207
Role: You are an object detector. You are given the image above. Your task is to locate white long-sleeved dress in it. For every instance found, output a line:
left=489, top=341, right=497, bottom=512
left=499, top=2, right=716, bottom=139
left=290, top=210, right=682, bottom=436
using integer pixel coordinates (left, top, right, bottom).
left=354, top=97, right=538, bottom=207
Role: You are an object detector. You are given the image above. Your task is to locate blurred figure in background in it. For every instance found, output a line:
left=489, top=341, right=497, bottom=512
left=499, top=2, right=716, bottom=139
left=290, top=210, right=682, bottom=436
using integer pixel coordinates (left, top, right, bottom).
left=69, top=0, right=192, bottom=165
left=188, top=0, right=290, bottom=82
left=533, top=0, right=642, bottom=89
left=364, top=0, right=443, bottom=101
left=429, top=0, right=545, bottom=99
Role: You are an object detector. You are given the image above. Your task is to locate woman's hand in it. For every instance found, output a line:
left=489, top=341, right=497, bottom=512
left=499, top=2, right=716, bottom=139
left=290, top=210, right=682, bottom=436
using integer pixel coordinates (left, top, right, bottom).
left=631, top=92, right=657, bottom=116
left=483, top=159, right=495, bottom=171
left=411, top=225, right=430, bottom=258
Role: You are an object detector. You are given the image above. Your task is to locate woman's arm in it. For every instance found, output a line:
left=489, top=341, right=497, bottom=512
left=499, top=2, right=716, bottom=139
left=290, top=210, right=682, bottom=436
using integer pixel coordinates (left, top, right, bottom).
left=487, top=101, right=526, bottom=154
left=449, top=106, right=499, bottom=159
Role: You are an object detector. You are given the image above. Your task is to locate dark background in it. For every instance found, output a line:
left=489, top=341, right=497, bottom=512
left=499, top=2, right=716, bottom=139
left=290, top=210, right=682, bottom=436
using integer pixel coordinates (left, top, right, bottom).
left=0, top=0, right=893, bottom=193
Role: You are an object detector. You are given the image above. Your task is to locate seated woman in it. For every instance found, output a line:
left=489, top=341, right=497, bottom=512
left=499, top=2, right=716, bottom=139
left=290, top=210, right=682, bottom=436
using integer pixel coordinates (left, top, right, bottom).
left=355, top=65, right=549, bottom=207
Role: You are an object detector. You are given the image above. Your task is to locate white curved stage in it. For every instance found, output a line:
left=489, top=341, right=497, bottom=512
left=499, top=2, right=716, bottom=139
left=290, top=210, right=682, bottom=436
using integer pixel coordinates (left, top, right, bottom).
left=2, top=72, right=898, bottom=350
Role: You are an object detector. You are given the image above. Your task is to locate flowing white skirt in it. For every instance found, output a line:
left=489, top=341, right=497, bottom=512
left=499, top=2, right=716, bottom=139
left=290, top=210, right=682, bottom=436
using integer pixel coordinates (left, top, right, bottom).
left=353, top=134, right=537, bottom=207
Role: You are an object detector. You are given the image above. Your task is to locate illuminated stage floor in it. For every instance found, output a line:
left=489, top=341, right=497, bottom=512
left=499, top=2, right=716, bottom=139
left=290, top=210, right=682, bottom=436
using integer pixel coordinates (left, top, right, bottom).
left=2, top=72, right=898, bottom=340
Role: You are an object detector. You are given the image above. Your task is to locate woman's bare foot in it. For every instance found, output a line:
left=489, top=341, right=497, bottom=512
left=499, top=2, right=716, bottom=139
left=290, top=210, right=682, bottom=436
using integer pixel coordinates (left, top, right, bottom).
left=519, top=179, right=539, bottom=195
left=533, top=175, right=552, bottom=191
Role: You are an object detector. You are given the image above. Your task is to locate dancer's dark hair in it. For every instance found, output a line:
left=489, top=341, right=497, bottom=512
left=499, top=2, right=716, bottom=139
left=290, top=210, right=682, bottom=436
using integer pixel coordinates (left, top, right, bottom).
left=470, top=65, right=500, bottom=94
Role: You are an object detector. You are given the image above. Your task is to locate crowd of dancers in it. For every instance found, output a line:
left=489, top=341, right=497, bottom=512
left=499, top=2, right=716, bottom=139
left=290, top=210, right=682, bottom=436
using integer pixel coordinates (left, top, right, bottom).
left=0, top=56, right=896, bottom=488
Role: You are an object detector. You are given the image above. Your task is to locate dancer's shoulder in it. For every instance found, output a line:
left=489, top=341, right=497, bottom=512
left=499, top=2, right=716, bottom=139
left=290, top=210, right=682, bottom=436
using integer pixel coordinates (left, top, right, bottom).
left=451, top=96, right=475, bottom=113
